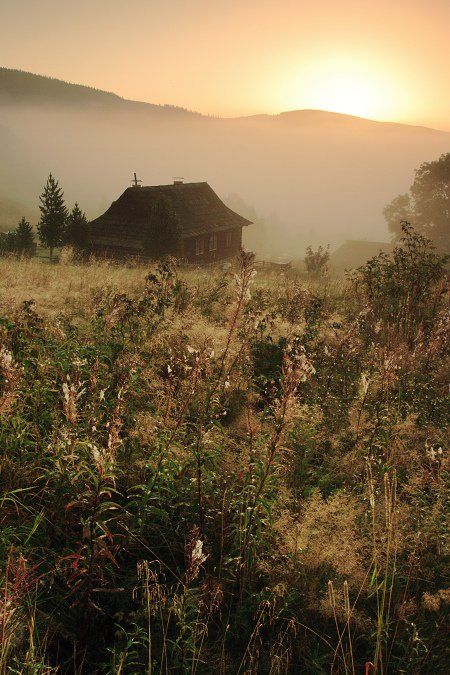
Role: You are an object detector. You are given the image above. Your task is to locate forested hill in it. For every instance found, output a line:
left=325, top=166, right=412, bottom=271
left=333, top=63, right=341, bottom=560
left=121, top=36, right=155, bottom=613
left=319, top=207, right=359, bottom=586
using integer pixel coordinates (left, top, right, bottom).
left=1, top=68, right=449, bottom=251
left=0, top=68, right=199, bottom=116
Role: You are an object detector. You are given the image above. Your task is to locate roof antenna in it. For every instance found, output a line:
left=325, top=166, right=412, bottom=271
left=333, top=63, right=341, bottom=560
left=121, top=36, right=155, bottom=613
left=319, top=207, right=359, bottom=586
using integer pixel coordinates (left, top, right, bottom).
left=173, top=176, right=184, bottom=185
left=132, top=172, right=142, bottom=188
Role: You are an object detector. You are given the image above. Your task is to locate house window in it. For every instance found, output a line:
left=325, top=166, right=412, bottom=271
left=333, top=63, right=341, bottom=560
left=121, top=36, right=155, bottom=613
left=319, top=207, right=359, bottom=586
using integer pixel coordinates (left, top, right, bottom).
left=196, top=237, right=204, bottom=256
left=209, top=234, right=218, bottom=252
left=225, top=231, right=233, bottom=247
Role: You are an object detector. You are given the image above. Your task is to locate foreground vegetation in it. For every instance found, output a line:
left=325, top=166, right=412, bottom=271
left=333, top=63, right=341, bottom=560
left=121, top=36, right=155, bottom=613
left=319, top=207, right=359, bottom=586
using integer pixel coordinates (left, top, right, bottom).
left=0, top=227, right=448, bottom=673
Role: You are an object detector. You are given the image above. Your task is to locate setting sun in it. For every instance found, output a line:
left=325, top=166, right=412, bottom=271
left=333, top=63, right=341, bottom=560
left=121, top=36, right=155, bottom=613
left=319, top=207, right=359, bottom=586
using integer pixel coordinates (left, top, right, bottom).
left=281, top=56, right=405, bottom=121
left=308, top=72, right=387, bottom=118
left=0, top=0, right=449, bottom=672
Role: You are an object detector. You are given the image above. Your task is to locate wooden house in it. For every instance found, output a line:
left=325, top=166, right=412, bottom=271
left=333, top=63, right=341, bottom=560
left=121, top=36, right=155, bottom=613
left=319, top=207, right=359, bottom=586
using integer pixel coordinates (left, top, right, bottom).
left=89, top=180, right=252, bottom=263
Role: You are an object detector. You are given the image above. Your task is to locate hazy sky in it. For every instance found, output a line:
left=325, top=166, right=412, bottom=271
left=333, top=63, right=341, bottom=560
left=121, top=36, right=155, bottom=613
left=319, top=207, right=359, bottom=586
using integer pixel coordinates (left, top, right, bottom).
left=1, top=0, right=449, bottom=128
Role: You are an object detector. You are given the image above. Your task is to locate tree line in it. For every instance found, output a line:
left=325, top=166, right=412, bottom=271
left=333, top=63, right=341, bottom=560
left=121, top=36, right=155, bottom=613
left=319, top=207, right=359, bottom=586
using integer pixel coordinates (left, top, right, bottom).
left=0, top=173, right=90, bottom=259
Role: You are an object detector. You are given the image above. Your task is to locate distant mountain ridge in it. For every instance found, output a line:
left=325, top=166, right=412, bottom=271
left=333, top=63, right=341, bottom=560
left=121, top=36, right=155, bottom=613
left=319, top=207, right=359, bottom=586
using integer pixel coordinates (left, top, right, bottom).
left=236, top=109, right=445, bottom=134
left=0, top=67, right=449, bottom=253
left=1, top=67, right=446, bottom=133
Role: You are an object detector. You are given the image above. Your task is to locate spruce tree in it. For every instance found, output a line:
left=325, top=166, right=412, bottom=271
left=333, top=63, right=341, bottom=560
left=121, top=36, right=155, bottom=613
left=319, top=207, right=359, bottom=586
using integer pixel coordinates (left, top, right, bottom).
left=0, top=231, right=17, bottom=255
left=15, top=217, right=35, bottom=255
left=65, top=202, right=90, bottom=252
left=37, top=173, right=67, bottom=260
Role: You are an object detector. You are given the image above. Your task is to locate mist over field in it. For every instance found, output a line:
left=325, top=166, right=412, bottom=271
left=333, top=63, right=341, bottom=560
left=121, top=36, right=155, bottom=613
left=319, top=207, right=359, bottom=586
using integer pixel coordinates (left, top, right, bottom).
left=1, top=69, right=449, bottom=256
left=1, top=24, right=450, bottom=668
left=2, top=0, right=450, bottom=667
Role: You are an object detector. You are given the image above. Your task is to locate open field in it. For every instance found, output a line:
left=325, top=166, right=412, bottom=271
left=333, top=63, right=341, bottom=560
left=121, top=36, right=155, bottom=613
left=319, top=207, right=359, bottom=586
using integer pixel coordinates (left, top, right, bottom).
left=0, top=254, right=337, bottom=320
left=0, top=233, right=448, bottom=673
left=0, top=254, right=160, bottom=318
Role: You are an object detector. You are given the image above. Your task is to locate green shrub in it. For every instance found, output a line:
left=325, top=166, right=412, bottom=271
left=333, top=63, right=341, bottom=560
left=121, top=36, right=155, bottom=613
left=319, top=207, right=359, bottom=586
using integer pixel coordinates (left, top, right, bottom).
left=0, top=251, right=448, bottom=673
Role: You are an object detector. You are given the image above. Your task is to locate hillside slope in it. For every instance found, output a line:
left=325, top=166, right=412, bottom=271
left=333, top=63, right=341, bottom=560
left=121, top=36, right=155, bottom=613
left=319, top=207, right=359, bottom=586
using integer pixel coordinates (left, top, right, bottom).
left=1, top=68, right=449, bottom=252
left=0, top=68, right=200, bottom=116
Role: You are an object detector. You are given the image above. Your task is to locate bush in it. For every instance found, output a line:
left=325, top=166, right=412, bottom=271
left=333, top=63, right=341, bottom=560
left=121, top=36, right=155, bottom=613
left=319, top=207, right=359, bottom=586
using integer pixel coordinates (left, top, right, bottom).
left=353, top=222, right=448, bottom=343
left=0, top=251, right=448, bottom=672
left=304, top=244, right=330, bottom=278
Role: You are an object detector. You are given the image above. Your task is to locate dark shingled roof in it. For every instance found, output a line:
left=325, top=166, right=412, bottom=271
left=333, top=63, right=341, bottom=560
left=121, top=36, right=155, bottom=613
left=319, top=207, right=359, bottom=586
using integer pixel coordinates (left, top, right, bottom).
left=90, top=182, right=252, bottom=245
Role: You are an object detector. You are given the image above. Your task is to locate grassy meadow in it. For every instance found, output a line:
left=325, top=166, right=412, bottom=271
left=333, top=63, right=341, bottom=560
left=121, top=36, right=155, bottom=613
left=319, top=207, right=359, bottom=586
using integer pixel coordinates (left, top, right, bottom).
left=0, top=230, right=448, bottom=673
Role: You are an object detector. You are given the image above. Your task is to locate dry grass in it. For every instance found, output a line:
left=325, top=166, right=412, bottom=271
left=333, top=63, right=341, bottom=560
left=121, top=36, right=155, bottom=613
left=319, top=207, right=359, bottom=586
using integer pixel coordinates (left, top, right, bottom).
left=0, top=255, right=343, bottom=318
left=0, top=255, right=146, bottom=316
left=0, top=240, right=448, bottom=673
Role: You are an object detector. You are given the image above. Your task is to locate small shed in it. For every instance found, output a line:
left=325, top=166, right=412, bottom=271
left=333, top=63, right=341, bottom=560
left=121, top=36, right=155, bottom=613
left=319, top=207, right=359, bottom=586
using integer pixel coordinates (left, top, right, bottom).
left=330, top=240, right=393, bottom=273
left=89, top=180, right=252, bottom=263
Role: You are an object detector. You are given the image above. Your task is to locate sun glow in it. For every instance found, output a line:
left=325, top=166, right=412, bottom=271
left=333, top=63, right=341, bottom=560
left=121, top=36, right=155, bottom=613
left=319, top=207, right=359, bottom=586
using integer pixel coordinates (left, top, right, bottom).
left=310, top=73, right=383, bottom=118
left=282, top=56, right=406, bottom=121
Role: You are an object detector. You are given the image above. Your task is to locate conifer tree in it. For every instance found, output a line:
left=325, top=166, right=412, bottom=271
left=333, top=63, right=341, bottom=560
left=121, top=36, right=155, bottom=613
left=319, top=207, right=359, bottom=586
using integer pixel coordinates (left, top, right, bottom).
left=0, top=231, right=17, bottom=255
left=65, top=202, right=90, bottom=252
left=15, top=217, right=35, bottom=255
left=37, top=173, right=67, bottom=260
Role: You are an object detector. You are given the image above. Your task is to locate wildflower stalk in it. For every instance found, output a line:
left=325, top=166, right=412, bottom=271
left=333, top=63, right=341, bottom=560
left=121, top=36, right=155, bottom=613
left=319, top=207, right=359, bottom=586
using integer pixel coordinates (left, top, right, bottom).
left=239, top=342, right=315, bottom=597
left=193, top=251, right=256, bottom=534
left=373, top=471, right=397, bottom=674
